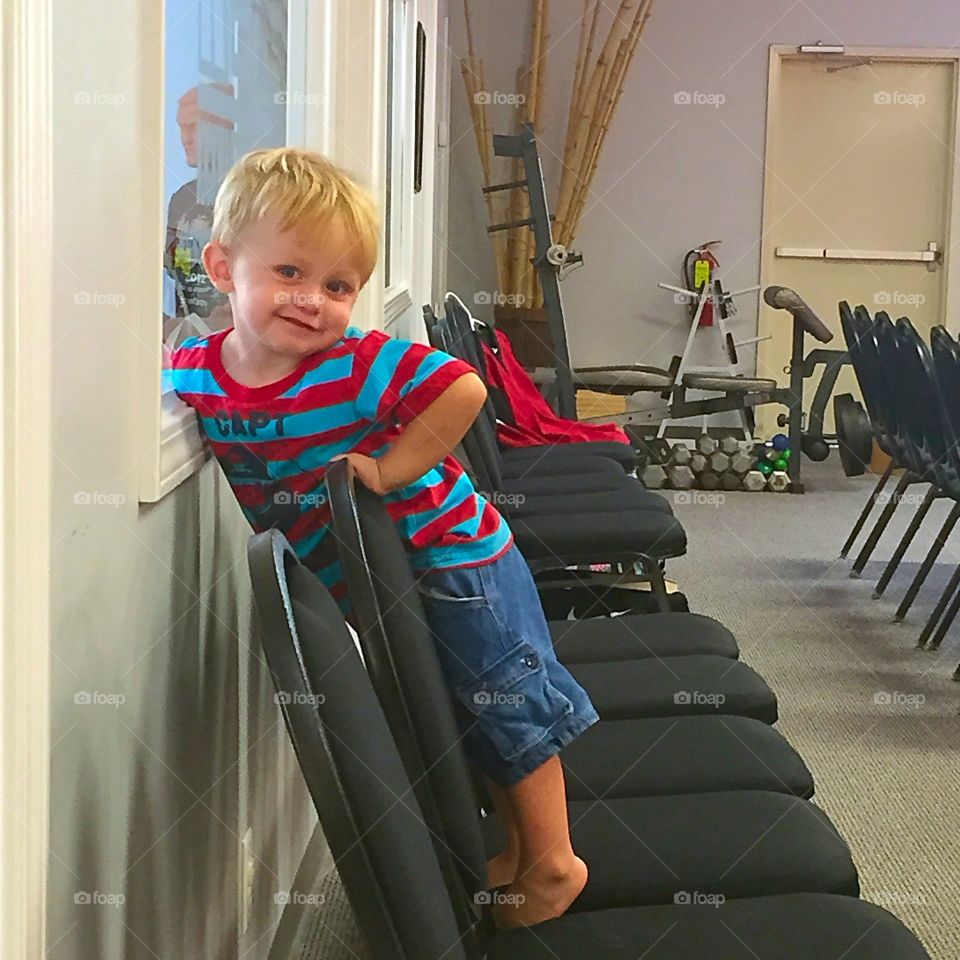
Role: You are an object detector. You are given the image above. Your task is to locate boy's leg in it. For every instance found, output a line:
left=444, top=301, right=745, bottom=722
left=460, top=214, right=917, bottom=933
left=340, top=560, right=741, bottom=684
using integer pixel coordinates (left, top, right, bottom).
left=492, top=755, right=588, bottom=929
left=483, top=776, right=520, bottom=888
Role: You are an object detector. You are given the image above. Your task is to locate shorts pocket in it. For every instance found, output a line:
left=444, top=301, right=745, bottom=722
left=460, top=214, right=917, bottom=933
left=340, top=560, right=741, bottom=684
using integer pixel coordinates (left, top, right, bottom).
left=454, top=641, right=575, bottom=763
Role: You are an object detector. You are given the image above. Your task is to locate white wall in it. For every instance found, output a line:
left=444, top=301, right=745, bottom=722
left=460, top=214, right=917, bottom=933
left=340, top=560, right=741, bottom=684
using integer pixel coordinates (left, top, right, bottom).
left=40, top=2, right=390, bottom=958
left=447, top=0, right=960, bottom=371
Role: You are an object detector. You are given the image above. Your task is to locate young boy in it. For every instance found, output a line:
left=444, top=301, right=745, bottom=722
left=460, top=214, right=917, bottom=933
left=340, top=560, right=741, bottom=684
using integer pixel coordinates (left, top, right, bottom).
left=167, top=147, right=598, bottom=929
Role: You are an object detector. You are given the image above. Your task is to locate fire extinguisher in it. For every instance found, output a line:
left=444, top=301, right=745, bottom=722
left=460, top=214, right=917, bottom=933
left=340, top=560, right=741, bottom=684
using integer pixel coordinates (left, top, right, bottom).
left=682, top=241, right=721, bottom=327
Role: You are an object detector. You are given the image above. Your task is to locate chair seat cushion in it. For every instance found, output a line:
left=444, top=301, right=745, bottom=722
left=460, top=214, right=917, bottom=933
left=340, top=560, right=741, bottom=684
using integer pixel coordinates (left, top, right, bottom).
left=482, top=791, right=858, bottom=911
left=567, top=656, right=778, bottom=724
left=512, top=510, right=687, bottom=566
left=502, top=452, right=629, bottom=480
left=681, top=373, right=778, bottom=392
left=562, top=715, right=813, bottom=800
left=501, top=471, right=663, bottom=499
left=508, top=487, right=674, bottom=518
left=550, top=611, right=738, bottom=663
left=574, top=367, right=674, bottom=391
left=502, top=441, right=637, bottom=470
left=488, top=894, right=929, bottom=960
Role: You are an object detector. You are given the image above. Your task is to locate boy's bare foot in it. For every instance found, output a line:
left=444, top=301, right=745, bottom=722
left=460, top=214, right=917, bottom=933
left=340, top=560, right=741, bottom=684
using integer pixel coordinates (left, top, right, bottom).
left=487, top=851, right=519, bottom=889
left=491, top=856, right=588, bottom=930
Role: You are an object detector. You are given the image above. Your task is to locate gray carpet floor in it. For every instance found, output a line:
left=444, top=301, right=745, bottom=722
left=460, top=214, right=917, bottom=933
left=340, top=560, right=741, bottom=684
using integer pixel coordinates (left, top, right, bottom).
left=295, top=458, right=957, bottom=960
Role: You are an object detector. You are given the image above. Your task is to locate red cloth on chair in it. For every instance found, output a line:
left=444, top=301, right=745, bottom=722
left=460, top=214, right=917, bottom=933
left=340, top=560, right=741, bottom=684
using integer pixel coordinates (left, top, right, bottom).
left=480, top=328, right=631, bottom=448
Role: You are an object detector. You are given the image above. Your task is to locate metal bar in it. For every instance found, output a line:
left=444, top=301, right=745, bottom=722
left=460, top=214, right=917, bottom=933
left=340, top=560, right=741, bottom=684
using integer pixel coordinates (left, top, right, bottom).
left=916, top=562, right=960, bottom=650
left=893, top=502, right=960, bottom=623
left=840, top=461, right=894, bottom=558
left=873, top=485, right=937, bottom=597
left=824, top=248, right=937, bottom=262
left=775, top=247, right=825, bottom=259
left=850, top=470, right=914, bottom=574
left=486, top=217, right=533, bottom=233
left=482, top=179, right=528, bottom=193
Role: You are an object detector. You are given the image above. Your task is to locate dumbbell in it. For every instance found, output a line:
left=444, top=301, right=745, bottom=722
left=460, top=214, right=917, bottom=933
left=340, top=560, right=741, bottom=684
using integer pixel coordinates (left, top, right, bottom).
left=709, top=451, right=731, bottom=474
left=721, top=471, right=742, bottom=491
left=720, top=435, right=740, bottom=455
left=743, top=470, right=766, bottom=492
left=667, top=465, right=695, bottom=489
left=730, top=450, right=753, bottom=476
left=642, top=463, right=668, bottom=489
left=696, top=434, right=719, bottom=456
left=767, top=471, right=790, bottom=493
left=669, top=443, right=693, bottom=466
left=690, top=452, right=708, bottom=474
left=700, top=471, right=722, bottom=490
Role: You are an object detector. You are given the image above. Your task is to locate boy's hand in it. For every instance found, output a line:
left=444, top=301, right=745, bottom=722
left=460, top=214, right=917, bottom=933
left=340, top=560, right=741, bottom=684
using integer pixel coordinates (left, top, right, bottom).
left=330, top=453, right=388, bottom=495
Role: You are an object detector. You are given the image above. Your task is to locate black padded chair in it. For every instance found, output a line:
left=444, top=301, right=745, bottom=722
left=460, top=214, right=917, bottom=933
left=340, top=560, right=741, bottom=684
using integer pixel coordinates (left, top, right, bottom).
left=246, top=529, right=931, bottom=960
left=326, top=458, right=778, bottom=730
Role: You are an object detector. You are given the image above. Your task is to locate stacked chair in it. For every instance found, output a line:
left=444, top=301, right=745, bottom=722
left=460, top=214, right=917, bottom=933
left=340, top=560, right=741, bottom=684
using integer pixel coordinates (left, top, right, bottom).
left=839, top=301, right=960, bottom=674
left=246, top=453, right=932, bottom=959
left=424, top=294, right=684, bottom=616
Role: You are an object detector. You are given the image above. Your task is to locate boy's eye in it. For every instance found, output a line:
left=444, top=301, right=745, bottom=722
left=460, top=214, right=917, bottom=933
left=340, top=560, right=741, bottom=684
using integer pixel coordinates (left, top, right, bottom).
left=275, top=264, right=300, bottom=279
left=327, top=280, right=353, bottom=295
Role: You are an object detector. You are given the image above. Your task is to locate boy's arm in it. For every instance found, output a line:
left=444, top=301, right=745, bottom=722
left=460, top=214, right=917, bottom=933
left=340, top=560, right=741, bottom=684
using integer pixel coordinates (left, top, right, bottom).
left=336, top=371, right=488, bottom=494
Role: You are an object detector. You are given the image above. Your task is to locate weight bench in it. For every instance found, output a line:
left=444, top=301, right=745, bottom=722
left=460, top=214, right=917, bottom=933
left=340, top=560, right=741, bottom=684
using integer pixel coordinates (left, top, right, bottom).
left=246, top=528, right=931, bottom=960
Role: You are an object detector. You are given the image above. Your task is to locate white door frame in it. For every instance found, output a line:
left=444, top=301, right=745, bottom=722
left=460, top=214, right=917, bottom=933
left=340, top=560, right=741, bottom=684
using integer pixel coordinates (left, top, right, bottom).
left=1, top=0, right=53, bottom=957
left=760, top=44, right=960, bottom=336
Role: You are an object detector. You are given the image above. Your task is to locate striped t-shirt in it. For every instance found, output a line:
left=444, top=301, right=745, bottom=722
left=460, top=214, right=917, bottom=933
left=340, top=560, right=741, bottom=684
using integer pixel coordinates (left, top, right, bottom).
left=167, top=325, right=513, bottom=606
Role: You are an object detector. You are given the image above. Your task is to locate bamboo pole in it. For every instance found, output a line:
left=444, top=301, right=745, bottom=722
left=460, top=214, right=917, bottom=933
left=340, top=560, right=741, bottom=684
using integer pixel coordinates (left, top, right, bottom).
left=565, top=0, right=651, bottom=241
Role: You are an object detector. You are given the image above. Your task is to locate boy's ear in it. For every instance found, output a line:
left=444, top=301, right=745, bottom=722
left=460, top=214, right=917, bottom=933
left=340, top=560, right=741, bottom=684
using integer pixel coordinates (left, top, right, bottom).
left=202, top=240, right=235, bottom=293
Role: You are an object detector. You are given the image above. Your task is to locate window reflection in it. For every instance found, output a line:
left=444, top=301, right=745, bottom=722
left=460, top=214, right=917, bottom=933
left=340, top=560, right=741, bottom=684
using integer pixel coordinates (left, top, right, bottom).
left=162, top=0, right=288, bottom=379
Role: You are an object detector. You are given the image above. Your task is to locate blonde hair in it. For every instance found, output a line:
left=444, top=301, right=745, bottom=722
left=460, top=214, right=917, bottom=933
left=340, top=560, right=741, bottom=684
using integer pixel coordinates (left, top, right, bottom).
left=212, top=147, right=380, bottom=285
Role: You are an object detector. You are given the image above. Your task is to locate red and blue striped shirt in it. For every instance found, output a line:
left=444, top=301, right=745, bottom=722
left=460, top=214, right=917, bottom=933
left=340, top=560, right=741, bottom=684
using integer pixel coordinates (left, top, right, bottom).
left=167, top=326, right=513, bottom=607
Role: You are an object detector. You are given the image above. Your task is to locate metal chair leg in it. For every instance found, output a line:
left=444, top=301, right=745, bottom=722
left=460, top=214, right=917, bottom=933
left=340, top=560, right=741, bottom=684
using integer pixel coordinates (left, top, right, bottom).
left=840, top=461, right=894, bottom=559
left=894, top=502, right=960, bottom=623
left=916, top=562, right=960, bottom=649
left=851, top=471, right=913, bottom=578
left=873, top=485, right=938, bottom=598
left=640, top=556, right=671, bottom=612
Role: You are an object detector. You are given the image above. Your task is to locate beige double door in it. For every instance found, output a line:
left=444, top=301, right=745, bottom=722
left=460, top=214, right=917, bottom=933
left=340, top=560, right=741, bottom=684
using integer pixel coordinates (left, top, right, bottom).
left=758, top=51, right=958, bottom=434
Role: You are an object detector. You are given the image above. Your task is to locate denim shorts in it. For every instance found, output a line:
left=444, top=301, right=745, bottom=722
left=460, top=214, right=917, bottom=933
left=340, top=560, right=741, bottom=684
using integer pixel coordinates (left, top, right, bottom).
left=416, top=544, right=599, bottom=787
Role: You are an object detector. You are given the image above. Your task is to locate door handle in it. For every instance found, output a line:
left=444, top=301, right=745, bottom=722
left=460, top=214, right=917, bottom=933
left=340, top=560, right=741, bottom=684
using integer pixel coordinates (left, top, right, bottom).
left=776, top=242, right=941, bottom=270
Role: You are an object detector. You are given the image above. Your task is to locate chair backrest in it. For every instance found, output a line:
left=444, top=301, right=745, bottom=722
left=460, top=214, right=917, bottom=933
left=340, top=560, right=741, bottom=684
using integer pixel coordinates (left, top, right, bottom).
left=930, top=325, right=960, bottom=460
left=246, top=529, right=471, bottom=960
left=872, top=310, right=915, bottom=466
left=893, top=318, right=947, bottom=474
left=324, top=462, right=490, bottom=917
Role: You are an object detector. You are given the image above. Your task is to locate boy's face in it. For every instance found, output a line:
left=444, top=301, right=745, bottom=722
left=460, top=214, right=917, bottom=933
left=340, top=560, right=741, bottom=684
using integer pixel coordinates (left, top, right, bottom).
left=203, top=211, right=364, bottom=363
